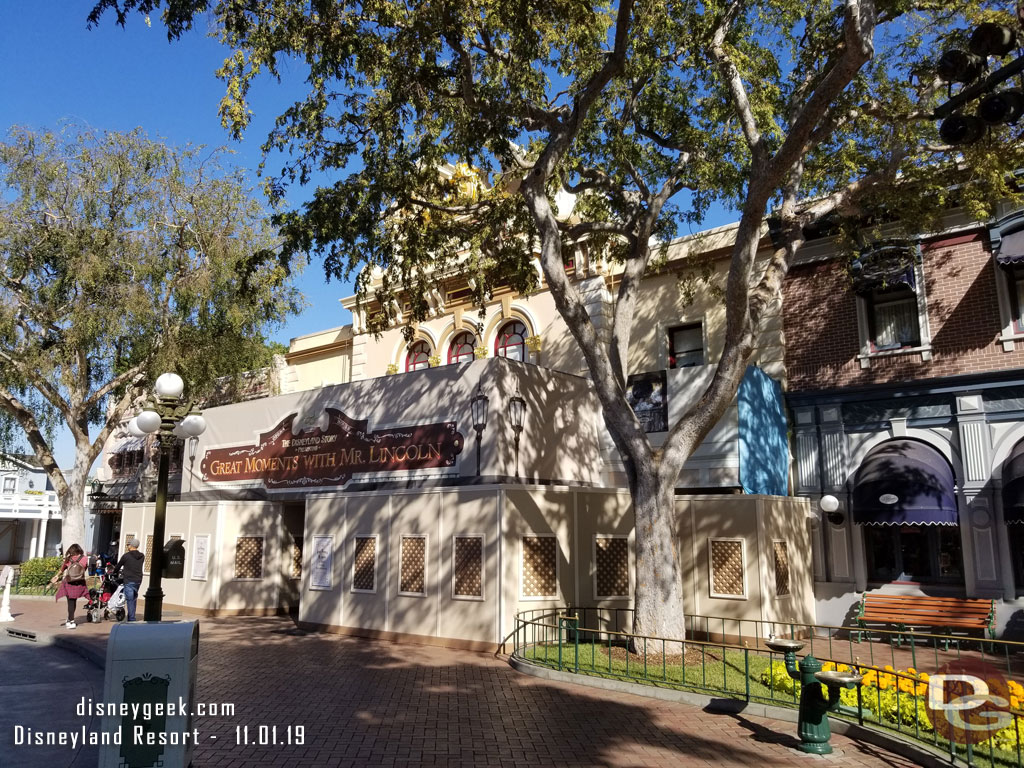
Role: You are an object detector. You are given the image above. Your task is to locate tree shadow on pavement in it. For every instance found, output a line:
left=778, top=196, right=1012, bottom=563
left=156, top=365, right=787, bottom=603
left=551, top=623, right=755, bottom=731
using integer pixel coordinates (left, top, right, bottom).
left=189, top=614, right=906, bottom=767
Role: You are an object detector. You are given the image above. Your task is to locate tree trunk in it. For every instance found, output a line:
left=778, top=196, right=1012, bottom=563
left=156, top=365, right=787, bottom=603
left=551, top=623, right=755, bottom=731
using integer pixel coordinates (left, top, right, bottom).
left=58, top=464, right=88, bottom=554
left=630, top=470, right=687, bottom=653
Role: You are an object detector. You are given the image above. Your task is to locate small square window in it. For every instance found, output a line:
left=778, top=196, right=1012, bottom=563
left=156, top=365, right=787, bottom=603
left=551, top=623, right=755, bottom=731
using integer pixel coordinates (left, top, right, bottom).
left=866, top=286, right=920, bottom=351
left=668, top=324, right=703, bottom=368
left=2, top=478, right=15, bottom=494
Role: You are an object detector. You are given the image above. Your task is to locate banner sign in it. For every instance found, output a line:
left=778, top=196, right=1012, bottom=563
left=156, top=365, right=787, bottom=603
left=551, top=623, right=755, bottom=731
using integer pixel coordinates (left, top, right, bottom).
left=200, top=408, right=464, bottom=489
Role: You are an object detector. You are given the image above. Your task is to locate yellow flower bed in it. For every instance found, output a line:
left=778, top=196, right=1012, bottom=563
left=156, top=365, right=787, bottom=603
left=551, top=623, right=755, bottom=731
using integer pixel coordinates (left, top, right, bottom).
left=760, top=660, right=1024, bottom=754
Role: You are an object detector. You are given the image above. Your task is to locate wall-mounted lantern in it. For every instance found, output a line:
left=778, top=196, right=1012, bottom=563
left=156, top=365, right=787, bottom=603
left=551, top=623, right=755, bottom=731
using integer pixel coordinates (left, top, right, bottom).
left=470, top=382, right=489, bottom=477
left=508, top=387, right=526, bottom=480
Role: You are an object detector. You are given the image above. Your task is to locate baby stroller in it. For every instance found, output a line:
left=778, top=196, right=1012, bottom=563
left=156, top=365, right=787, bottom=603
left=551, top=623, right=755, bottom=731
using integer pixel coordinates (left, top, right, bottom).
left=84, top=565, right=126, bottom=623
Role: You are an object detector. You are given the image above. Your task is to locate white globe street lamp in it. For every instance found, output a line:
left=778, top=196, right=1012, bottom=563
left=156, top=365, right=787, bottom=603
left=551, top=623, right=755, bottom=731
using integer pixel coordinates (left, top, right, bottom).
left=819, top=495, right=839, bottom=514
left=131, top=373, right=207, bottom=621
left=819, top=494, right=844, bottom=526
left=154, top=372, right=185, bottom=399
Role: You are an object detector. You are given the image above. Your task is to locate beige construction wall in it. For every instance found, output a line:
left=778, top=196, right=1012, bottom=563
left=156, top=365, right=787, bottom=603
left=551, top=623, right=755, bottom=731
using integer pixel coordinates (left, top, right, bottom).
left=677, top=494, right=815, bottom=634
left=501, top=488, right=576, bottom=635
left=119, top=500, right=286, bottom=615
left=299, top=489, right=502, bottom=648
left=122, top=483, right=812, bottom=646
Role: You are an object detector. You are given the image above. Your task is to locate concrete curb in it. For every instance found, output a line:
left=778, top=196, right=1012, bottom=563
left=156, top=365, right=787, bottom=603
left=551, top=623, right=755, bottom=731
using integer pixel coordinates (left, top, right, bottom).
left=509, top=657, right=955, bottom=768
left=52, top=633, right=107, bottom=669
left=8, top=594, right=59, bottom=600
left=5, top=625, right=107, bottom=669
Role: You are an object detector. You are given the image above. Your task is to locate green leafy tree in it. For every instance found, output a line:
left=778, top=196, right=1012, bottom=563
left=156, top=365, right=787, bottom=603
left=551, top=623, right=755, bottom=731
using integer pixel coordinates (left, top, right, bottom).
left=90, top=0, right=1024, bottom=645
left=0, top=126, right=301, bottom=551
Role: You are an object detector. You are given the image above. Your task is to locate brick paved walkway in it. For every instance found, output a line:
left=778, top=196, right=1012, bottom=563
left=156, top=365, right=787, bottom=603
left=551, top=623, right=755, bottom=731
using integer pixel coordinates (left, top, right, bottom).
left=2, top=597, right=936, bottom=767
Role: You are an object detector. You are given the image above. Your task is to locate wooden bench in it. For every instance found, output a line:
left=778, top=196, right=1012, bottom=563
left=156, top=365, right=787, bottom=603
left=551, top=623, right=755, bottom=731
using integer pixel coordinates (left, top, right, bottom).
left=855, top=593, right=995, bottom=648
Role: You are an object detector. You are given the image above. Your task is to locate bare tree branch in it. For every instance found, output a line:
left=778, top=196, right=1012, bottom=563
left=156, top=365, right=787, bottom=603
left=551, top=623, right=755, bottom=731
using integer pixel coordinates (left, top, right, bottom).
left=559, top=220, right=635, bottom=241
left=767, top=0, right=878, bottom=183
left=710, top=0, right=761, bottom=152
left=0, top=386, right=70, bottom=500
left=83, top=364, right=148, bottom=412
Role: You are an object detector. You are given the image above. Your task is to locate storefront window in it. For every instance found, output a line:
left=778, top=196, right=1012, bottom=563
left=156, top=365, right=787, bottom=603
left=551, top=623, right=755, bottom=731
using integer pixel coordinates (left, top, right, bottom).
left=864, top=526, right=964, bottom=585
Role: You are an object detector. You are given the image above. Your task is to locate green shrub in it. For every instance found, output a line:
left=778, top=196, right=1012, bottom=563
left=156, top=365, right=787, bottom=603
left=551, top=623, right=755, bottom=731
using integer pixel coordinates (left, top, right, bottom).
left=17, top=556, right=63, bottom=587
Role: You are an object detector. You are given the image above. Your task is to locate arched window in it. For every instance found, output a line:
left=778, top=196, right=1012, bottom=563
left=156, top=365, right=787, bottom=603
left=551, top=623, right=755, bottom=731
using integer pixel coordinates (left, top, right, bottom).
left=405, top=340, right=431, bottom=372
left=448, top=331, right=477, bottom=364
left=494, top=320, right=527, bottom=361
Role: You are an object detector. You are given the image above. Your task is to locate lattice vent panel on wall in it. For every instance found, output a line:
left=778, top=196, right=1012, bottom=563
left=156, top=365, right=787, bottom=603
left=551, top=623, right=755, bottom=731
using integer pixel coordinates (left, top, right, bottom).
left=595, top=537, right=629, bottom=598
left=235, top=536, right=264, bottom=579
left=710, top=539, right=744, bottom=597
left=522, top=536, right=557, bottom=598
left=774, top=541, right=790, bottom=597
left=454, top=536, right=483, bottom=598
left=353, top=536, right=376, bottom=591
left=400, top=536, right=426, bottom=594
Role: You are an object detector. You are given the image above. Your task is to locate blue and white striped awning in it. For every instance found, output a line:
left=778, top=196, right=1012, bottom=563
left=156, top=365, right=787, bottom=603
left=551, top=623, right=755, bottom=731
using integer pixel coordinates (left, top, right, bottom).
left=115, top=437, right=145, bottom=453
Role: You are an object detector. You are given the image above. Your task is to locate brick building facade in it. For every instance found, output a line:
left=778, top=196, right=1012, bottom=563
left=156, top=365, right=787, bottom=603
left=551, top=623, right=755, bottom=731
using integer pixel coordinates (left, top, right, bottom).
left=783, top=210, right=1024, bottom=634
left=786, top=232, right=1024, bottom=391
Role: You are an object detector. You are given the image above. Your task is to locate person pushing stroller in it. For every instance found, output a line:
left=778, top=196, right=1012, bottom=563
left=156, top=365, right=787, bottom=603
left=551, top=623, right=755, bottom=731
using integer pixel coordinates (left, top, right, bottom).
left=115, top=538, right=145, bottom=622
left=83, top=562, right=127, bottom=623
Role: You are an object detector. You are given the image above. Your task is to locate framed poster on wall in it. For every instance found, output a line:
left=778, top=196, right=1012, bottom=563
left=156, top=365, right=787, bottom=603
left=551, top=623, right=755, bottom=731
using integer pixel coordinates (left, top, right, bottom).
left=310, top=535, right=334, bottom=591
left=625, top=371, right=668, bottom=433
left=190, top=534, right=210, bottom=581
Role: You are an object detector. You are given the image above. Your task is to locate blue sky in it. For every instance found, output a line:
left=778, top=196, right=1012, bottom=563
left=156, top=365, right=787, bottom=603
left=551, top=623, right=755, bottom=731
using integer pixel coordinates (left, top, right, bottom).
left=2, top=1, right=350, bottom=467
left=3, top=2, right=742, bottom=470
left=1, top=1, right=349, bottom=344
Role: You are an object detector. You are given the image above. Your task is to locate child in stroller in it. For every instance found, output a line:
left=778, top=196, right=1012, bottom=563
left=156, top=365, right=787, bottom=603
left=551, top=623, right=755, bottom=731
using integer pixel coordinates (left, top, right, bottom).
left=84, top=564, right=126, bottom=623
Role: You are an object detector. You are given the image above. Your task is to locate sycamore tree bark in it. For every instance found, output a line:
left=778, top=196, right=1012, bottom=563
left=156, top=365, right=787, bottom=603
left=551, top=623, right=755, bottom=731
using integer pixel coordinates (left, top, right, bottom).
left=89, top=0, right=1024, bottom=648
left=0, top=126, right=300, bottom=552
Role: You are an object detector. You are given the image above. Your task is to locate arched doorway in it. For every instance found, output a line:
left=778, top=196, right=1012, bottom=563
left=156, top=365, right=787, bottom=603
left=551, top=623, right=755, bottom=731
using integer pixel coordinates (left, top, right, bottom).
left=851, top=439, right=964, bottom=585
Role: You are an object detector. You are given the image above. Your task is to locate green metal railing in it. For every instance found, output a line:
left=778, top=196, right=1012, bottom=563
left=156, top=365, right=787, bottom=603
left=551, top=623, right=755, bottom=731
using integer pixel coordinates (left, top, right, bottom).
left=512, top=607, right=1024, bottom=767
left=565, top=606, right=1024, bottom=680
